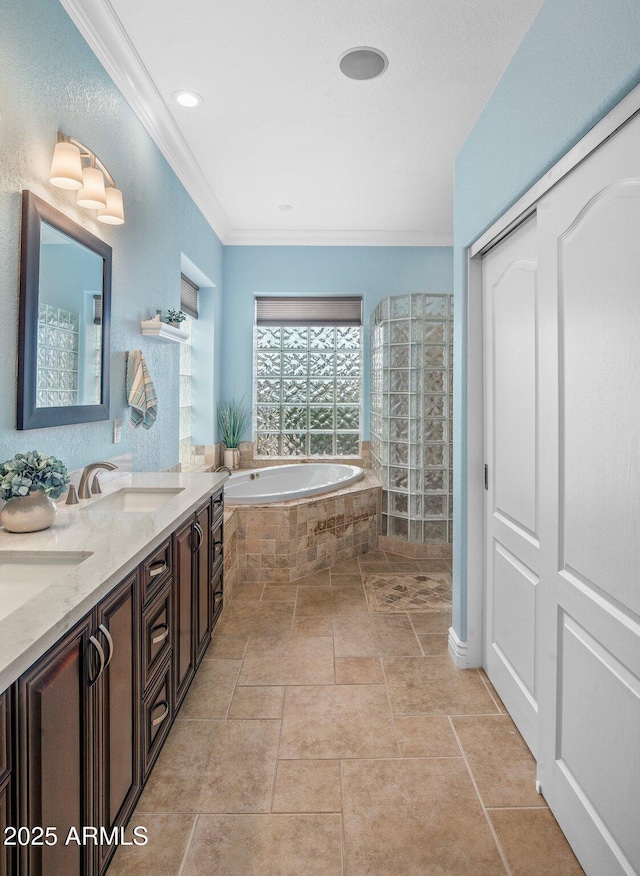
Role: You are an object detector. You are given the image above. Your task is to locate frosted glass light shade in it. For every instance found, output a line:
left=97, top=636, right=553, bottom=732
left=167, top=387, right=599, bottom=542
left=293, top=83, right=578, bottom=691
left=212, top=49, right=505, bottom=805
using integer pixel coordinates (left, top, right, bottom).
left=49, top=141, right=83, bottom=190
left=97, top=187, right=125, bottom=225
left=77, top=166, right=107, bottom=209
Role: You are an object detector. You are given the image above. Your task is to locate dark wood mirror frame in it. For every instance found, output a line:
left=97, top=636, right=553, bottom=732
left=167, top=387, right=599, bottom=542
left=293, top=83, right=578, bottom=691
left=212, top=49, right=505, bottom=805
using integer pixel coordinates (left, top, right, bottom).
left=17, top=190, right=112, bottom=430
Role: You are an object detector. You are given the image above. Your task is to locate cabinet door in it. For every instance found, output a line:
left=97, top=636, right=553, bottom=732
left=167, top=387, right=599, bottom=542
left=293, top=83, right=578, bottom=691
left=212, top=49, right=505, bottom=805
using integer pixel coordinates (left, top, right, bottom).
left=0, top=689, right=12, bottom=876
left=18, top=615, right=94, bottom=876
left=174, top=518, right=195, bottom=707
left=194, top=502, right=211, bottom=667
left=0, top=777, right=12, bottom=876
left=95, top=573, right=140, bottom=876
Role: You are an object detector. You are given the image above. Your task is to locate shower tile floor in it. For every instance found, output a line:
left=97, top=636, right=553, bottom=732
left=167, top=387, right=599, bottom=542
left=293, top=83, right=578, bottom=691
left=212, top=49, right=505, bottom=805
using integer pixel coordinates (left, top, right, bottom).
left=110, top=551, right=585, bottom=876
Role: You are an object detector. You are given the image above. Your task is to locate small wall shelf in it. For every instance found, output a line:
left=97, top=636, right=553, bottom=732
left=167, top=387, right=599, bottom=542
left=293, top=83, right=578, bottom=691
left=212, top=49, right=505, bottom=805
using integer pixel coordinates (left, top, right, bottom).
left=140, top=318, right=189, bottom=344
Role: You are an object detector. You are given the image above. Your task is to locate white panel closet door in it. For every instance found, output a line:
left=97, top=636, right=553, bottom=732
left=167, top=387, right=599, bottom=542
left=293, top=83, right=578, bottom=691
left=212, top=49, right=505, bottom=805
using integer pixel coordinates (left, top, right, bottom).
left=537, top=111, right=640, bottom=876
left=482, top=214, right=540, bottom=756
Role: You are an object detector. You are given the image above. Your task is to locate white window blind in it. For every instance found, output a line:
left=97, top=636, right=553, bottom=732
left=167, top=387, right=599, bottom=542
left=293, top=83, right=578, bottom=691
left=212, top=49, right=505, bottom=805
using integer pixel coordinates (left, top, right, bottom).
left=180, top=274, right=199, bottom=319
left=256, top=296, right=362, bottom=326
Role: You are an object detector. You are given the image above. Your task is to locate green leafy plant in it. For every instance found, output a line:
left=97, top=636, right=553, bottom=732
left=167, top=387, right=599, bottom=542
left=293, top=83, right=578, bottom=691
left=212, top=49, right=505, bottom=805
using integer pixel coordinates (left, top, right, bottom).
left=217, top=398, right=251, bottom=449
left=0, top=451, right=70, bottom=501
left=166, top=309, right=187, bottom=324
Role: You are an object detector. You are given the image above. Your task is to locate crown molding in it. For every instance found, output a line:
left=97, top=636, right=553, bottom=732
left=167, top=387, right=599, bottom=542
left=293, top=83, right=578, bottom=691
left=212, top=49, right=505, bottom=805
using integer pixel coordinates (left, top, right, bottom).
left=59, top=0, right=234, bottom=243
left=60, top=0, right=454, bottom=249
left=226, top=229, right=454, bottom=247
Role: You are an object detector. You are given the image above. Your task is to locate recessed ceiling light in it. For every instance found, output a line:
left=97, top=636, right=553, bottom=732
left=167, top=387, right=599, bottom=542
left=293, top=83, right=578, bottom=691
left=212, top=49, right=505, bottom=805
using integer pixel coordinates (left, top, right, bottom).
left=171, top=90, right=204, bottom=108
left=339, top=47, right=388, bottom=81
left=278, top=204, right=293, bottom=211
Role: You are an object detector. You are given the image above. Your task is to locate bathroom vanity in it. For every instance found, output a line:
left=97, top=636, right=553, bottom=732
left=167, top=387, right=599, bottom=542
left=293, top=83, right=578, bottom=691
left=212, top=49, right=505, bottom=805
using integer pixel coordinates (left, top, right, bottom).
left=0, top=471, right=226, bottom=876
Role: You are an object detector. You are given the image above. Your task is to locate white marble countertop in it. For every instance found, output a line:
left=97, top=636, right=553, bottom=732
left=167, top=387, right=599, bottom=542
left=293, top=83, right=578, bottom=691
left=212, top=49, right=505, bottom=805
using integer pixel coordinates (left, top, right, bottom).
left=0, top=470, right=228, bottom=694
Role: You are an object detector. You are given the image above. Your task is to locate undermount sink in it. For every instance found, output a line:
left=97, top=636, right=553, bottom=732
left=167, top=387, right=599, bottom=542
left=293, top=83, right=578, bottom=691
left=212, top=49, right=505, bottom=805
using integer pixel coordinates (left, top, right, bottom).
left=88, top=487, right=185, bottom=513
left=0, top=551, right=92, bottom=622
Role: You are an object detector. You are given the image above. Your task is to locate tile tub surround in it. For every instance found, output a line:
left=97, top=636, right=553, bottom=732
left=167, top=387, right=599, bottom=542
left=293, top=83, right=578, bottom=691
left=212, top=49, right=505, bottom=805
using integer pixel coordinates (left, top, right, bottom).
left=0, top=470, right=228, bottom=693
left=378, top=533, right=452, bottom=558
left=109, top=551, right=584, bottom=876
left=231, top=471, right=381, bottom=585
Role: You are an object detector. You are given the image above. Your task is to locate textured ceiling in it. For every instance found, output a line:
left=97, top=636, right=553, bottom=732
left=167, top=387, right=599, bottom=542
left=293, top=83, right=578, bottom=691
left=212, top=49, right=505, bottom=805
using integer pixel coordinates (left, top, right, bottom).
left=63, top=0, right=544, bottom=244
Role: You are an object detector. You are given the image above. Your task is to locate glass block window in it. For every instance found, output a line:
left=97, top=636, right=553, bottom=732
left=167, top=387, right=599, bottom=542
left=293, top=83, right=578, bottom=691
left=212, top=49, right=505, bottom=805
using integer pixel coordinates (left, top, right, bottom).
left=36, top=304, right=80, bottom=407
left=179, top=316, right=193, bottom=469
left=255, top=324, right=362, bottom=457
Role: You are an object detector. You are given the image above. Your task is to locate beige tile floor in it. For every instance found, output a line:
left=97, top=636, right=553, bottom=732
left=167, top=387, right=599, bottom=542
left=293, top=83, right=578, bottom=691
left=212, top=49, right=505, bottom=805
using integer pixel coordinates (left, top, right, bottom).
left=110, top=551, right=585, bottom=876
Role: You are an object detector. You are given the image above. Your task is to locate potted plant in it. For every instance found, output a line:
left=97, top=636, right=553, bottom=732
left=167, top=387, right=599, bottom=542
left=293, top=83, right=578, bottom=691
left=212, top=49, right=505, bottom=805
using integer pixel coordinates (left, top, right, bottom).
left=217, top=398, right=251, bottom=470
left=166, top=309, right=187, bottom=329
left=0, top=450, right=70, bottom=532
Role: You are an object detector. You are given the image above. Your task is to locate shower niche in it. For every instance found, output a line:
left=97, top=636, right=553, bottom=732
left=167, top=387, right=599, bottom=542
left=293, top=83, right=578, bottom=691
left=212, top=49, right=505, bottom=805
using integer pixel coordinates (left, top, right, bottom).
left=370, top=293, right=453, bottom=546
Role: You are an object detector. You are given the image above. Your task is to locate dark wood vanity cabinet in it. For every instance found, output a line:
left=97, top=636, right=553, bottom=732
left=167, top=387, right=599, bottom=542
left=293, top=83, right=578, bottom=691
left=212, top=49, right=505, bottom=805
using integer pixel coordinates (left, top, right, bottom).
left=173, top=499, right=212, bottom=708
left=4, top=487, right=224, bottom=876
left=16, top=572, right=140, bottom=876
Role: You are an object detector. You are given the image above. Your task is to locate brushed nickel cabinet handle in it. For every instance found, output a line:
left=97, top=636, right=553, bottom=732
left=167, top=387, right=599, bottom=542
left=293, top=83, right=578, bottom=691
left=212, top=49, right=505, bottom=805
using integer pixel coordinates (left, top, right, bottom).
left=98, top=623, right=114, bottom=669
left=192, top=521, right=203, bottom=553
left=150, top=623, right=169, bottom=645
left=151, top=699, right=169, bottom=727
left=149, top=561, right=167, bottom=577
left=88, top=635, right=105, bottom=685
left=213, top=494, right=223, bottom=506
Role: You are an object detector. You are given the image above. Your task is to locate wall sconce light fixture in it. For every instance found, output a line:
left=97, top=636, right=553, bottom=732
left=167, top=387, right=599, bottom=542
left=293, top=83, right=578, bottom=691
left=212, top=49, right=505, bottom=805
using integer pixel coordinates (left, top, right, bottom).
left=49, top=133, right=125, bottom=225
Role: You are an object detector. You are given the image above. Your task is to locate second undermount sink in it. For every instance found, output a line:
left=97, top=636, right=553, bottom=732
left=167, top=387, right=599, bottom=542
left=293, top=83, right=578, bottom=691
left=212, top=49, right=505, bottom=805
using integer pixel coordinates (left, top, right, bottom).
left=88, top=487, right=185, bottom=513
left=0, top=551, right=92, bottom=622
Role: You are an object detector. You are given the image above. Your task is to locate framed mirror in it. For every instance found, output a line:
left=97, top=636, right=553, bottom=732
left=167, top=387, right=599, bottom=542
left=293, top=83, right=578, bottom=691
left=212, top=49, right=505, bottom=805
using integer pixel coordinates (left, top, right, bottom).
left=17, top=190, right=111, bottom=429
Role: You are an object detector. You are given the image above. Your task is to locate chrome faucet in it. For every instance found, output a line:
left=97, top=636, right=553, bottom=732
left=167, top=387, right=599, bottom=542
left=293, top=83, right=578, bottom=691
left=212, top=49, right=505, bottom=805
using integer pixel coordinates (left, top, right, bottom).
left=78, top=461, right=118, bottom=499
left=214, top=465, right=232, bottom=474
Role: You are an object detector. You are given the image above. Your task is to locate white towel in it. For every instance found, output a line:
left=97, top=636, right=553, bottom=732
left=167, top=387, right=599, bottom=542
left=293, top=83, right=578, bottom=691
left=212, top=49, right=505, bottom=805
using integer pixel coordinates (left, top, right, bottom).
left=126, top=350, right=158, bottom=429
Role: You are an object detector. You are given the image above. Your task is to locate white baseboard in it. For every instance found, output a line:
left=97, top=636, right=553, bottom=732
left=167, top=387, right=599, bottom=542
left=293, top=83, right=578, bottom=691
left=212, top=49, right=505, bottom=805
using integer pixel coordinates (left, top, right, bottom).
left=448, top=627, right=482, bottom=669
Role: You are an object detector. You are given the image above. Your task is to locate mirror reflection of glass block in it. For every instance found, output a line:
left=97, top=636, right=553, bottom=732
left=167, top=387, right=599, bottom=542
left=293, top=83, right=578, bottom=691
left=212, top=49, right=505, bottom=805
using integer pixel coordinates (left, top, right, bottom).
left=425, top=444, right=446, bottom=467
left=283, top=352, right=308, bottom=376
left=282, top=380, right=308, bottom=403
left=309, top=327, right=335, bottom=349
left=424, top=521, right=448, bottom=543
left=336, top=352, right=360, bottom=377
left=257, top=327, right=281, bottom=349
left=257, top=352, right=281, bottom=375
left=424, top=496, right=448, bottom=518
left=335, top=380, right=359, bottom=403
left=336, top=406, right=359, bottom=429
left=424, top=322, right=446, bottom=344
left=424, top=395, right=446, bottom=417
left=390, top=516, right=409, bottom=539
left=424, top=296, right=448, bottom=318
left=390, top=442, right=409, bottom=466
left=335, top=433, right=359, bottom=455
left=390, top=321, right=410, bottom=344
left=309, top=352, right=335, bottom=377
left=256, top=379, right=281, bottom=403
left=256, top=433, right=281, bottom=455
left=283, top=432, right=307, bottom=455
left=388, top=492, right=409, bottom=515
left=390, top=345, right=409, bottom=368
left=390, top=418, right=408, bottom=441
left=390, top=466, right=409, bottom=490
left=424, top=469, right=447, bottom=492
left=309, top=433, right=334, bottom=455
left=283, top=406, right=307, bottom=429
left=282, top=327, right=308, bottom=349
left=335, top=327, right=361, bottom=349
left=390, top=295, right=410, bottom=319
left=309, top=406, right=333, bottom=429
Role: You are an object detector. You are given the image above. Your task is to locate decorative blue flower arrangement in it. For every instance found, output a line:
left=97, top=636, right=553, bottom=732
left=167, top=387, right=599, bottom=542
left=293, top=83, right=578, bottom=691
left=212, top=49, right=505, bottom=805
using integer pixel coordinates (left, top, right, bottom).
left=0, top=451, right=70, bottom=501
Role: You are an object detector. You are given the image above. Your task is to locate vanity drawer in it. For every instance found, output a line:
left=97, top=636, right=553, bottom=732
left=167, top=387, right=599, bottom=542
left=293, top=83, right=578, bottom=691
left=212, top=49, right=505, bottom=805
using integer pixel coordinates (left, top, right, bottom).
left=211, top=521, right=224, bottom=569
left=141, top=583, right=172, bottom=692
left=142, top=537, right=172, bottom=604
left=211, top=489, right=224, bottom=526
left=142, top=656, right=173, bottom=779
left=211, top=566, right=223, bottom=629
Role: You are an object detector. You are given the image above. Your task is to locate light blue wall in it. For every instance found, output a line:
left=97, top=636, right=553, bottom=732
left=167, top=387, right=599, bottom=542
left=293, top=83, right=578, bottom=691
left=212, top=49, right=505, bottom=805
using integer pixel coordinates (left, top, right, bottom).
left=222, top=246, right=453, bottom=440
left=0, top=0, right=223, bottom=472
left=452, top=0, right=640, bottom=640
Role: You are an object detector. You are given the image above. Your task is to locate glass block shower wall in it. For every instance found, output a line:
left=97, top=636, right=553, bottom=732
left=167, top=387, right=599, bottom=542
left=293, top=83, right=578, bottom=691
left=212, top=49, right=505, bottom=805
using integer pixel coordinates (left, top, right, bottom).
left=370, top=294, right=453, bottom=544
